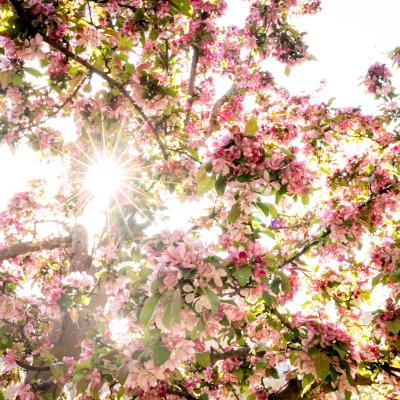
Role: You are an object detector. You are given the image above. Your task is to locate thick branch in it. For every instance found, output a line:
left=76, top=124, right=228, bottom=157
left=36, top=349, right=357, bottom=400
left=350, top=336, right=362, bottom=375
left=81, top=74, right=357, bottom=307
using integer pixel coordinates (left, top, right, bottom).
left=210, top=347, right=249, bottom=362
left=16, top=360, right=50, bottom=372
left=184, top=46, right=200, bottom=127
left=0, top=236, right=71, bottom=262
left=209, top=85, right=239, bottom=133
left=187, top=46, right=199, bottom=98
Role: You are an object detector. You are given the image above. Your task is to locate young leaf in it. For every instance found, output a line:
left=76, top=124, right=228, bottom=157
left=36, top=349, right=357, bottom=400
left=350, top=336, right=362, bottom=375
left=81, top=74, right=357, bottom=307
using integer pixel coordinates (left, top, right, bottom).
left=386, top=319, right=400, bottom=335
left=152, top=343, right=171, bottom=366
left=265, top=203, right=278, bottom=219
left=233, top=266, right=252, bottom=287
left=245, top=116, right=258, bottom=136
left=215, top=175, right=227, bottom=196
left=228, top=204, right=241, bottom=223
left=195, top=352, right=210, bottom=368
left=169, top=0, right=193, bottom=16
left=312, top=352, right=331, bottom=380
left=301, top=373, right=314, bottom=397
left=202, top=287, right=219, bottom=314
left=139, top=294, right=160, bottom=326
left=256, top=202, right=269, bottom=217
left=24, top=67, right=42, bottom=78
left=197, top=176, right=215, bottom=195
left=162, top=289, right=182, bottom=328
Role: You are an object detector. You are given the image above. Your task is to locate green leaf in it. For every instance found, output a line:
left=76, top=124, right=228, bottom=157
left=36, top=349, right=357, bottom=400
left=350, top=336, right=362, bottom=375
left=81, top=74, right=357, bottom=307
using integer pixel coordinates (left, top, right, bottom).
left=275, top=271, right=290, bottom=294
left=169, top=0, right=193, bottom=16
left=139, top=294, right=160, bottom=326
left=256, top=360, right=266, bottom=369
left=233, top=368, right=244, bottom=381
left=312, top=352, right=331, bottom=381
left=301, top=194, right=310, bottom=206
left=275, top=187, right=286, bottom=204
left=345, top=390, right=352, bottom=400
left=254, top=342, right=268, bottom=353
left=152, top=343, right=171, bottom=366
left=24, top=67, right=41, bottom=78
left=233, top=266, right=252, bottom=287
left=265, top=203, right=278, bottom=219
left=202, top=287, right=219, bottom=314
left=245, top=116, right=258, bottom=136
left=124, top=63, right=135, bottom=74
left=162, top=289, right=182, bottom=328
left=284, top=65, right=291, bottom=77
left=332, top=342, right=347, bottom=360
left=10, top=73, right=23, bottom=87
left=195, top=352, right=210, bottom=368
left=118, top=37, right=133, bottom=51
left=301, top=373, right=314, bottom=397
left=270, top=278, right=280, bottom=295
left=262, top=292, right=275, bottom=306
left=116, top=365, right=129, bottom=385
left=388, top=271, right=400, bottom=283
left=256, top=202, right=269, bottom=217
left=386, top=319, right=400, bottom=335
left=228, top=204, right=241, bottom=223
left=75, top=377, right=89, bottom=394
left=149, top=29, right=158, bottom=41
left=372, top=272, right=386, bottom=287
left=50, top=362, right=66, bottom=380
left=215, top=175, right=227, bottom=196
left=197, top=176, right=215, bottom=195
left=75, top=357, right=91, bottom=372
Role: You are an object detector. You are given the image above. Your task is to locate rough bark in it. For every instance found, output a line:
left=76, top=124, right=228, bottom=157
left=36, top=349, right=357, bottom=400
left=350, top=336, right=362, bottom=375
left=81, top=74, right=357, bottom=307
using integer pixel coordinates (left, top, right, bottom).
left=0, top=236, right=71, bottom=262
left=21, top=225, right=105, bottom=399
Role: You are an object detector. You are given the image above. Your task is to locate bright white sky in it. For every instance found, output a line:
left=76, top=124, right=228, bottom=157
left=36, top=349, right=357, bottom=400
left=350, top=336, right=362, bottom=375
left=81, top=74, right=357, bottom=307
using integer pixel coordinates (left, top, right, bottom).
left=1, top=0, right=399, bottom=222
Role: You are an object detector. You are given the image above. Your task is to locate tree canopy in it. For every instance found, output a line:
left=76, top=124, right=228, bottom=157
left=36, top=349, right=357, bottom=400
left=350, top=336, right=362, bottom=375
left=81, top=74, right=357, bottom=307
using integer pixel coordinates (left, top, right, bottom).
left=0, top=0, right=400, bottom=399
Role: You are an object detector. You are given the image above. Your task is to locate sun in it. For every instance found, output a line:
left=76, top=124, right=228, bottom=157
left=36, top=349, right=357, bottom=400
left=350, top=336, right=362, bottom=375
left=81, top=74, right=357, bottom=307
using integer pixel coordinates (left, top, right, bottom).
left=85, top=158, right=124, bottom=206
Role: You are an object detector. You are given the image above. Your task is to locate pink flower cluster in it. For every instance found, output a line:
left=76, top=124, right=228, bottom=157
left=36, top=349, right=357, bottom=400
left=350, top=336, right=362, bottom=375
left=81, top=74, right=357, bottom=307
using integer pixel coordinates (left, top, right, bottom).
left=48, top=52, right=68, bottom=79
left=363, top=63, right=394, bottom=98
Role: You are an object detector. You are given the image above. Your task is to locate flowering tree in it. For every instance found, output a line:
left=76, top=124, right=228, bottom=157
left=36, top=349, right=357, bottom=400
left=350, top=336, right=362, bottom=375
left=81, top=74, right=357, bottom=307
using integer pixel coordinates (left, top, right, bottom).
left=0, top=0, right=400, bottom=399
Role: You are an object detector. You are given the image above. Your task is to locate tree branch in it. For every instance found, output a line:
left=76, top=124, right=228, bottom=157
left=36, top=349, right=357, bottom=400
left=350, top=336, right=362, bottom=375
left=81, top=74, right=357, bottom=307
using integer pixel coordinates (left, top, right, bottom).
left=9, top=0, right=168, bottom=160
left=279, top=182, right=398, bottom=270
left=187, top=46, right=199, bottom=98
left=42, top=36, right=168, bottom=159
left=0, top=236, right=71, bottom=262
left=184, top=46, right=200, bottom=127
left=16, top=360, right=50, bottom=372
left=210, top=347, right=249, bottom=362
left=208, top=85, right=239, bottom=133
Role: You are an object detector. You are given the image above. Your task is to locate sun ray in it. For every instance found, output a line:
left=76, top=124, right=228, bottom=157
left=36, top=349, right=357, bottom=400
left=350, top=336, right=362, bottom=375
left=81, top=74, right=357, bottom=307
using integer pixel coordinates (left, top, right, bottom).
left=119, top=181, right=153, bottom=199
left=111, top=115, right=129, bottom=160
left=113, top=193, right=135, bottom=240
left=117, top=189, right=147, bottom=219
left=100, top=105, right=107, bottom=157
left=70, top=140, right=97, bottom=165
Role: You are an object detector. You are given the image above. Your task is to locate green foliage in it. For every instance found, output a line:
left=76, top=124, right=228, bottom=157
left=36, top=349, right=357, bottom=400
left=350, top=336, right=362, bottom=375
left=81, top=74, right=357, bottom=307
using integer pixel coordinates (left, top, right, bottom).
left=311, top=351, right=331, bottom=381
left=169, top=0, right=194, bottom=16
left=233, top=266, right=252, bottom=287
left=162, top=289, right=182, bottom=328
left=228, top=204, right=241, bottom=223
left=301, top=373, right=314, bottom=397
left=245, top=116, right=258, bottom=137
left=152, top=343, right=171, bottom=366
left=195, top=351, right=210, bottom=368
left=140, top=294, right=160, bottom=325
